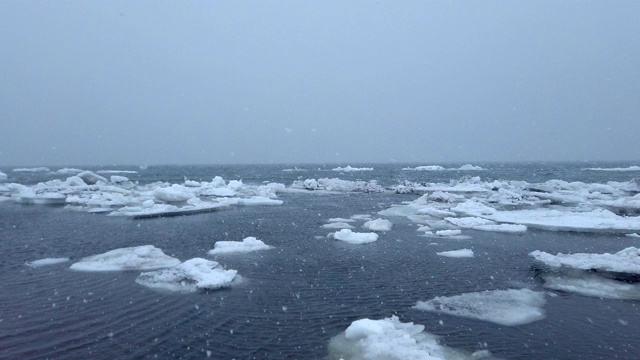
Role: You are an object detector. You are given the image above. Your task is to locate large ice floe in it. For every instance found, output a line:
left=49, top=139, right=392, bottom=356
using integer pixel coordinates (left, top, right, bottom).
left=70, top=245, right=181, bottom=271
left=413, top=289, right=546, bottom=326
left=333, top=229, right=379, bottom=244
left=135, top=258, right=238, bottom=293
left=208, top=237, right=273, bottom=255
left=0, top=171, right=284, bottom=218
left=530, top=248, right=640, bottom=299
left=327, top=316, right=491, bottom=360
left=379, top=174, right=640, bottom=235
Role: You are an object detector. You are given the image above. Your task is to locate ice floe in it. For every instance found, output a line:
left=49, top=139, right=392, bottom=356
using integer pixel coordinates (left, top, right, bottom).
left=436, top=249, right=474, bottom=258
left=25, top=258, right=70, bottom=267
left=332, top=165, right=374, bottom=172
left=208, top=237, right=273, bottom=255
left=136, top=258, right=237, bottom=293
left=0, top=171, right=7, bottom=181
left=530, top=247, right=640, bottom=274
left=362, top=218, right=393, bottom=231
left=0, top=173, right=284, bottom=218
left=414, top=288, right=546, bottom=326
left=584, top=166, right=640, bottom=172
left=530, top=247, right=640, bottom=299
left=333, top=229, right=379, bottom=244
left=70, top=245, right=181, bottom=271
left=322, top=222, right=355, bottom=229
left=13, top=167, right=50, bottom=172
left=291, top=178, right=383, bottom=193
left=327, top=316, right=459, bottom=360
left=402, top=164, right=484, bottom=171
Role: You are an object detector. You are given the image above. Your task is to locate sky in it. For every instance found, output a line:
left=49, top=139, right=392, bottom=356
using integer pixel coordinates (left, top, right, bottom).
left=1, top=0, right=639, bottom=166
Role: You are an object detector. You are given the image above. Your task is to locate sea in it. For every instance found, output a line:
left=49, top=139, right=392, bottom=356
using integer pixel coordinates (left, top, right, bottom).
left=1, top=162, right=639, bottom=359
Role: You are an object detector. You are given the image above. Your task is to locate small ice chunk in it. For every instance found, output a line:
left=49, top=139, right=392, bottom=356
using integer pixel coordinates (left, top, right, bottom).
left=436, top=249, right=474, bottom=258
left=70, top=245, right=181, bottom=271
left=473, top=224, right=527, bottom=234
left=237, top=196, right=283, bottom=206
left=77, top=171, right=108, bottom=185
left=110, top=175, right=129, bottom=183
left=328, top=217, right=356, bottom=223
left=323, top=222, right=355, bottom=229
left=402, top=165, right=446, bottom=171
left=334, top=229, right=379, bottom=245
left=414, top=288, right=546, bottom=326
left=136, top=258, right=237, bottom=293
left=458, top=164, right=484, bottom=171
left=435, top=230, right=462, bottom=237
left=362, top=218, right=393, bottom=231
left=327, top=315, right=447, bottom=360
left=26, top=257, right=70, bottom=267
left=332, top=166, right=373, bottom=172
left=209, top=237, right=273, bottom=255
left=13, top=167, right=50, bottom=172
left=627, top=233, right=640, bottom=238
left=154, top=184, right=194, bottom=202
left=0, top=171, right=8, bottom=181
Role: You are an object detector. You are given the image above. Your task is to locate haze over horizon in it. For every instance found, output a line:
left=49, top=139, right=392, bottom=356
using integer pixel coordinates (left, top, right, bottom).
left=2, top=1, right=639, bottom=167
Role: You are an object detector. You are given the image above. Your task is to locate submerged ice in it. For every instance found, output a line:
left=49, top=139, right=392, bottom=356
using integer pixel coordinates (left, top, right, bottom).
left=414, top=289, right=546, bottom=326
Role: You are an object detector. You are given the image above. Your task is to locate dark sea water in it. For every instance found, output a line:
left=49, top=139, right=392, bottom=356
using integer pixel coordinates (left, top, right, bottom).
left=1, top=163, right=640, bottom=359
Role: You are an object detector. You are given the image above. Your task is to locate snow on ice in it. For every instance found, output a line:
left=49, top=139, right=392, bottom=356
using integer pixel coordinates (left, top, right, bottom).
left=332, top=165, right=374, bottom=172
left=135, top=258, right=238, bottom=293
left=327, top=315, right=492, bottom=360
left=362, top=218, right=393, bottom=231
left=208, top=237, right=273, bottom=255
left=333, top=229, right=379, bottom=244
left=436, top=249, right=474, bottom=258
left=70, top=245, right=181, bottom=271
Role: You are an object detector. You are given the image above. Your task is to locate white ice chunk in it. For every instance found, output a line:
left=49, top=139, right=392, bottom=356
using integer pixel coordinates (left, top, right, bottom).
left=540, top=273, right=640, bottom=300
left=458, top=164, right=484, bottom=171
left=402, top=165, right=446, bottom=171
left=627, top=233, right=640, bottom=238
left=96, top=170, right=138, bottom=174
left=473, top=224, right=527, bottom=234
left=328, top=217, right=356, bottom=223
left=529, top=247, right=640, bottom=274
left=445, top=217, right=496, bottom=228
left=237, top=196, right=283, bottom=206
left=135, top=258, right=237, bottom=293
left=0, top=171, right=6, bottom=181
left=434, top=230, right=462, bottom=237
left=327, top=315, right=448, bottom=360
left=323, top=222, right=355, bottom=229
left=70, top=245, right=181, bottom=271
left=55, top=168, right=83, bottom=174
left=414, top=289, right=546, bottom=326
left=76, top=171, right=108, bottom=185
left=208, top=237, right=273, bottom=255
left=584, top=166, right=640, bottom=172
left=436, top=249, right=474, bottom=258
left=362, top=218, right=393, bottom=231
left=154, top=184, right=194, bottom=202
left=454, top=201, right=640, bottom=233
left=110, top=175, right=129, bottom=183
left=13, top=167, right=50, bottom=172
left=334, top=229, right=379, bottom=245
left=332, top=166, right=374, bottom=172
left=25, top=257, right=70, bottom=267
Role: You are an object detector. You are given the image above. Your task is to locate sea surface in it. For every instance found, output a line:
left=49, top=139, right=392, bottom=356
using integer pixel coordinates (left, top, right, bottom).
left=1, top=162, right=640, bottom=359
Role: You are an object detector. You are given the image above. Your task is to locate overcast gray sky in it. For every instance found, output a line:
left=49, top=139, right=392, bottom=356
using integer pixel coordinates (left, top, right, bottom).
left=1, top=1, right=639, bottom=166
